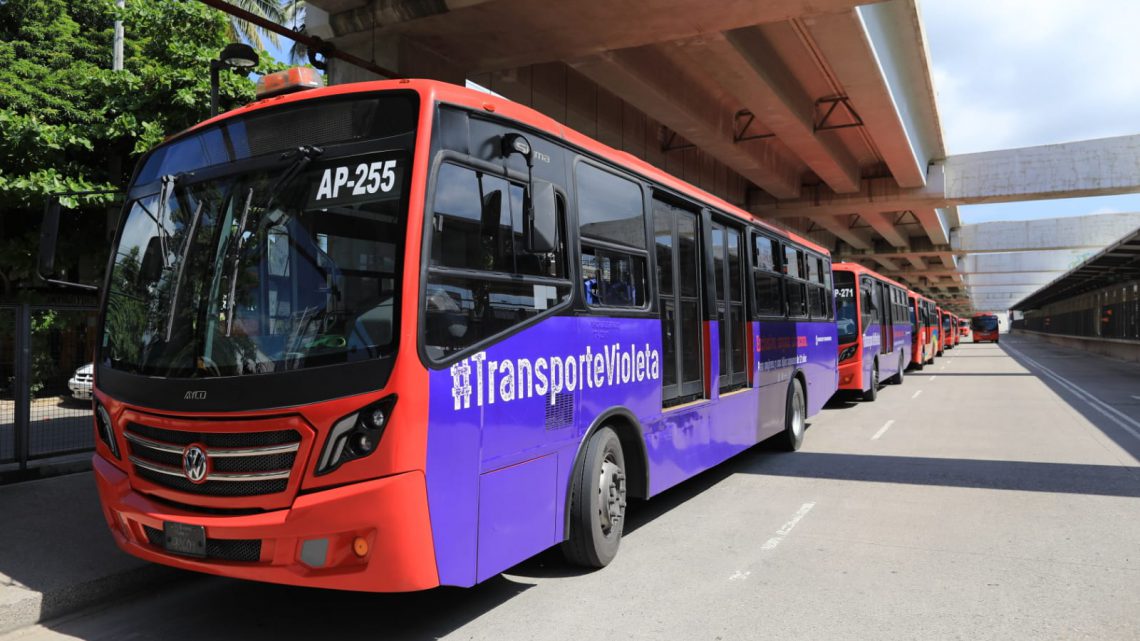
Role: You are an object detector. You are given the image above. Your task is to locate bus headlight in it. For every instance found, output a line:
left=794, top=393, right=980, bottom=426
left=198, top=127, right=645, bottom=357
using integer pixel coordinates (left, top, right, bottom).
left=838, top=345, right=858, bottom=363
left=315, top=396, right=397, bottom=476
left=95, top=402, right=120, bottom=460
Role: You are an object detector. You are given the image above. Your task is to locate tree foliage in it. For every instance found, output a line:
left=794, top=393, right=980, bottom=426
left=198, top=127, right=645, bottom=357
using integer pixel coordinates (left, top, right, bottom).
left=0, top=0, right=289, bottom=299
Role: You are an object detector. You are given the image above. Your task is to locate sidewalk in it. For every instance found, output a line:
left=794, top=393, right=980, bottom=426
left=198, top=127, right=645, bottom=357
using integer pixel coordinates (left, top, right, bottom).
left=0, top=471, right=182, bottom=634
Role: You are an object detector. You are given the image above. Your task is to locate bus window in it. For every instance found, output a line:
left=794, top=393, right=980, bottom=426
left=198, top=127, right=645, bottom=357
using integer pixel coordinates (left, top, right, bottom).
left=424, top=163, right=570, bottom=359
left=752, top=234, right=783, bottom=317
left=577, top=163, right=648, bottom=308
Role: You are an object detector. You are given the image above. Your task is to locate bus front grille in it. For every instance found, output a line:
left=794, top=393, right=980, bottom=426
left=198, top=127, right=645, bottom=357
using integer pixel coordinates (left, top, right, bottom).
left=124, top=422, right=300, bottom=498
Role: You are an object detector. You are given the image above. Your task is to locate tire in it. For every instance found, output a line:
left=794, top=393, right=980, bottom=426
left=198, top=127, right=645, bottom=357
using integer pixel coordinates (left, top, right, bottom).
left=562, top=427, right=627, bottom=568
left=861, top=359, right=879, bottom=402
left=889, top=354, right=905, bottom=384
left=779, top=378, right=806, bottom=452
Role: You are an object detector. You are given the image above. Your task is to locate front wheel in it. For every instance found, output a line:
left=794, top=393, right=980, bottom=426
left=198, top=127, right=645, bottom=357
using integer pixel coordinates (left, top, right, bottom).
left=778, top=378, right=806, bottom=452
left=563, top=427, right=627, bottom=568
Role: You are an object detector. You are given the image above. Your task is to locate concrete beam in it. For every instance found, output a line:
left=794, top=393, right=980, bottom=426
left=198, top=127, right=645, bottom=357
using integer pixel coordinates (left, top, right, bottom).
left=328, top=0, right=878, bottom=73
left=803, top=6, right=929, bottom=188
left=952, top=213, right=1140, bottom=253
left=810, top=214, right=875, bottom=249
left=859, top=210, right=911, bottom=247
left=912, top=208, right=949, bottom=245
left=756, top=134, right=1140, bottom=217
left=571, top=47, right=803, bottom=198
left=960, top=250, right=1095, bottom=275
left=869, top=255, right=900, bottom=272
left=676, top=28, right=861, bottom=194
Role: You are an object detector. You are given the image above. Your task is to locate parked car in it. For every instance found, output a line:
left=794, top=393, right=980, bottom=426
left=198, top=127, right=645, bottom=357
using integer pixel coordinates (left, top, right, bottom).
left=68, top=363, right=93, bottom=401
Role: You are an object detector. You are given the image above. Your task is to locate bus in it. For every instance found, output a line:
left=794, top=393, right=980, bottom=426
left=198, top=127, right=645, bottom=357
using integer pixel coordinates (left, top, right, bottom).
left=941, top=310, right=956, bottom=350
left=946, top=313, right=960, bottom=348
left=909, top=292, right=937, bottom=368
left=958, top=317, right=969, bottom=337
left=833, top=263, right=911, bottom=401
left=972, top=313, right=1000, bottom=343
left=54, top=75, right=839, bottom=592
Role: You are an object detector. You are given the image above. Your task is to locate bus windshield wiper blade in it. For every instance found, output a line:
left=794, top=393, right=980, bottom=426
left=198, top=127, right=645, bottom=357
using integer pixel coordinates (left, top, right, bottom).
left=224, top=145, right=323, bottom=336
left=165, top=199, right=204, bottom=342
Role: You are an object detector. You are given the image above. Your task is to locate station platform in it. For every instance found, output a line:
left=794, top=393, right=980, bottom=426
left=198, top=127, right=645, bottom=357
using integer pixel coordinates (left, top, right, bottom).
left=1, top=333, right=1137, bottom=640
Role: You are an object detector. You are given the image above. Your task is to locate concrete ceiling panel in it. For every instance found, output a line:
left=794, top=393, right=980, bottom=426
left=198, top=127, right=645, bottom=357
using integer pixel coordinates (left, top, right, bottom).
left=570, top=47, right=804, bottom=198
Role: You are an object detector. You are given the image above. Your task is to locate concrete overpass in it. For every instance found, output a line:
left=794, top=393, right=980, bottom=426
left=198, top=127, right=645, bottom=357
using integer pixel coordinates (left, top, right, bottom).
left=300, top=0, right=1140, bottom=312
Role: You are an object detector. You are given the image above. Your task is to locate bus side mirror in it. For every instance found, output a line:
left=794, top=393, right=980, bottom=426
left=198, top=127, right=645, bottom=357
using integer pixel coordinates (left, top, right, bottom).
left=526, top=180, right=556, bottom=254
left=37, top=195, right=99, bottom=291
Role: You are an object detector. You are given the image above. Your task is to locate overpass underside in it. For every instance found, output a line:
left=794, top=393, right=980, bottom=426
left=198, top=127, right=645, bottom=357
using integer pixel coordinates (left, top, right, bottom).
left=305, top=0, right=1140, bottom=313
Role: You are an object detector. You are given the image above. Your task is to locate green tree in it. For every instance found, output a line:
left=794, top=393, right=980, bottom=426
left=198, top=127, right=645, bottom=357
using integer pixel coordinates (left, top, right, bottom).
left=0, top=0, right=288, bottom=299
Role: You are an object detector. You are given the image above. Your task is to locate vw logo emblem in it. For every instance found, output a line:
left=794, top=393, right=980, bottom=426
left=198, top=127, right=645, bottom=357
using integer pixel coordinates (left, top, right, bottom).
left=182, top=445, right=208, bottom=484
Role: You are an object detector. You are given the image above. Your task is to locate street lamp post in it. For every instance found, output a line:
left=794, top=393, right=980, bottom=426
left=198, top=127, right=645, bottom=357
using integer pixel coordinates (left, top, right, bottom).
left=209, top=43, right=260, bottom=117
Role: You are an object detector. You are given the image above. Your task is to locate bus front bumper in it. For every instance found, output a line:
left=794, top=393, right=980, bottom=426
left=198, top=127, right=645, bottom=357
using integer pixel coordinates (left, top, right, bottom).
left=93, top=455, right=439, bottom=592
left=837, top=359, right=864, bottom=391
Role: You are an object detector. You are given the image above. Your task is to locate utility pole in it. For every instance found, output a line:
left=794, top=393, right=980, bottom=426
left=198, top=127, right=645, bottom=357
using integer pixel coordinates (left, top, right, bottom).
left=112, top=0, right=125, bottom=71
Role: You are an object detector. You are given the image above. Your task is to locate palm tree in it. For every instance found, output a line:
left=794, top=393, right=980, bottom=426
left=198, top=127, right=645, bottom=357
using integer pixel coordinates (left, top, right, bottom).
left=222, top=0, right=287, bottom=50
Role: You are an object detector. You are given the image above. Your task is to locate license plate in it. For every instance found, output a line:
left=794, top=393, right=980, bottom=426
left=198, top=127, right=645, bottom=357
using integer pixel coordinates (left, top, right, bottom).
left=163, top=521, right=206, bottom=558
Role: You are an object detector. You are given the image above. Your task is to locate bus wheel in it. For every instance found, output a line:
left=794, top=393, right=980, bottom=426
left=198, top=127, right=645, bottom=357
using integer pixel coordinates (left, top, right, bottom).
left=563, top=427, right=627, bottom=568
left=862, top=360, right=879, bottom=402
left=890, top=354, right=905, bottom=384
left=779, top=378, right=806, bottom=452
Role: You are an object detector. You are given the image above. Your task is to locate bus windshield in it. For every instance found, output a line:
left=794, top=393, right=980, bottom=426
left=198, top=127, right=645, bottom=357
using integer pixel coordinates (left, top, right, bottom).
left=101, top=150, right=408, bottom=378
left=834, top=271, right=858, bottom=344
left=972, top=315, right=999, bottom=332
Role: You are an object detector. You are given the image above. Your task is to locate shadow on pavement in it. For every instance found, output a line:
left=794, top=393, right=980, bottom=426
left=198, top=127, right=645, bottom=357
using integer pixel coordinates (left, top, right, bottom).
left=46, top=573, right=533, bottom=641
left=737, top=451, right=1140, bottom=498
left=1000, top=337, right=1140, bottom=462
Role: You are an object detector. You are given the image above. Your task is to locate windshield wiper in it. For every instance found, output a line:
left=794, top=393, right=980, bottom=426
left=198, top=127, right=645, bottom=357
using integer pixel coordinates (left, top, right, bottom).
left=224, top=145, right=324, bottom=336
left=165, top=199, right=205, bottom=342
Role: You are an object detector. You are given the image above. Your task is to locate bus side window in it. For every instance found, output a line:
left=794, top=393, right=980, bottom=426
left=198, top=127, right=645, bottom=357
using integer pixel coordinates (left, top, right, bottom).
left=576, top=162, right=648, bottom=309
left=424, top=162, right=571, bottom=360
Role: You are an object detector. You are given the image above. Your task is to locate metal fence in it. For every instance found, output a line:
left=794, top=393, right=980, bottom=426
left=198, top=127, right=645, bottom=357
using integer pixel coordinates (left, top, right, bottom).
left=1018, top=280, right=1140, bottom=341
left=1, top=304, right=99, bottom=471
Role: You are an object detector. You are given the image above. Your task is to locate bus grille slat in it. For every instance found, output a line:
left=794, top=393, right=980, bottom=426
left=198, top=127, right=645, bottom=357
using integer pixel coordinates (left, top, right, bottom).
left=124, top=422, right=299, bottom=498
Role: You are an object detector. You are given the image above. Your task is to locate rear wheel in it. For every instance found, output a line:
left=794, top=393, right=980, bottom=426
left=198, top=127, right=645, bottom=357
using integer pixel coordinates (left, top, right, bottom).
left=861, top=360, right=879, bottom=402
left=563, top=427, right=627, bottom=568
left=779, top=378, right=806, bottom=451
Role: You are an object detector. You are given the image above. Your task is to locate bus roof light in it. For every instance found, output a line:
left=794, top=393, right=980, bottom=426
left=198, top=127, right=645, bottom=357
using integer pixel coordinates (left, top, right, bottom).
left=256, top=67, right=322, bottom=100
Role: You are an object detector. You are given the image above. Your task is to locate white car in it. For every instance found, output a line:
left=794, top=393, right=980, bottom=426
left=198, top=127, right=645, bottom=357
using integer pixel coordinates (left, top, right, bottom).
left=68, top=363, right=94, bottom=400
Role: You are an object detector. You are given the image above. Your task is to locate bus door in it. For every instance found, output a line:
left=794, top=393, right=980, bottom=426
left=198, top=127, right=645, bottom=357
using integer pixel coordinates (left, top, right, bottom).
left=653, top=197, right=704, bottom=406
left=876, top=280, right=892, bottom=355
left=710, top=219, right=747, bottom=394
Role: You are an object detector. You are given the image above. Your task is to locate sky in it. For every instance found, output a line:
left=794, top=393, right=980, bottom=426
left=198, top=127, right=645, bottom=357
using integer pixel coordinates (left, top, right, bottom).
left=920, top=0, right=1140, bottom=223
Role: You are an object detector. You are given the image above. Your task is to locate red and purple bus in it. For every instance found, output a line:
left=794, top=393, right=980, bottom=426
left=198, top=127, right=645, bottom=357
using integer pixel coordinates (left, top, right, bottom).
left=946, top=313, right=960, bottom=348
left=972, top=313, right=1000, bottom=343
left=908, top=292, right=937, bottom=369
left=833, top=263, right=911, bottom=401
left=958, top=317, right=969, bottom=337
left=70, top=76, right=839, bottom=591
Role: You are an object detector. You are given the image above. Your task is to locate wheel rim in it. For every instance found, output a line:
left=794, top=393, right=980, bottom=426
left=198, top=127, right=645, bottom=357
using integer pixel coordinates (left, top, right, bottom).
left=598, top=453, right=626, bottom=536
left=792, top=389, right=805, bottom=438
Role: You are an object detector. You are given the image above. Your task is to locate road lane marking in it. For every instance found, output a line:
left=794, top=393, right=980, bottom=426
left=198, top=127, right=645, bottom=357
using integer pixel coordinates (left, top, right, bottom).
left=761, top=502, right=816, bottom=551
left=871, top=419, right=896, bottom=440
left=929, top=375, right=937, bottom=381
left=1004, top=343, right=1140, bottom=441
left=729, top=570, right=751, bottom=581
left=911, top=390, right=923, bottom=399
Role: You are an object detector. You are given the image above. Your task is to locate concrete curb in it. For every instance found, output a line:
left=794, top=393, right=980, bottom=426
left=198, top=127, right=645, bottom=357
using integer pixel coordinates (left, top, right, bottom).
left=1, top=565, right=182, bottom=636
left=0, top=471, right=186, bottom=635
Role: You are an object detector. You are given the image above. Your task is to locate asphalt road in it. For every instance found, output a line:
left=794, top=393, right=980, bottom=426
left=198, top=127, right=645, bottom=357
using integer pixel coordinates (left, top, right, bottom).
left=6, top=335, right=1139, bottom=641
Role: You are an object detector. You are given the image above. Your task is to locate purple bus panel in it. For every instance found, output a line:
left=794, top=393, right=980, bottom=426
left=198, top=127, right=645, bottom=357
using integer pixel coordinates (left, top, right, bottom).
left=860, top=323, right=913, bottom=387
left=425, top=315, right=836, bottom=586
